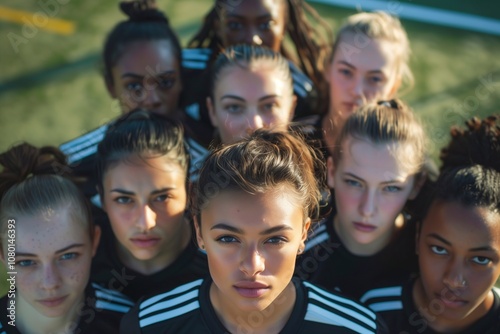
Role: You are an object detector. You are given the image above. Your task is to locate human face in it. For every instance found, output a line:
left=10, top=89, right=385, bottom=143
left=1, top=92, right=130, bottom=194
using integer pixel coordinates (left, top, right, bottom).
left=1, top=207, right=100, bottom=318
left=208, top=64, right=294, bottom=144
left=108, top=40, right=182, bottom=116
left=414, top=201, right=500, bottom=331
left=328, top=33, right=400, bottom=122
left=196, top=189, right=309, bottom=314
left=102, top=155, right=188, bottom=273
left=217, top=0, right=286, bottom=51
left=328, top=138, right=420, bottom=255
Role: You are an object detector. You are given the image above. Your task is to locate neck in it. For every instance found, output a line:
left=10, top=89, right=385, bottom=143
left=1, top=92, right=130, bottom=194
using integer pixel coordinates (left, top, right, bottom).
left=334, top=214, right=403, bottom=256
left=210, top=281, right=296, bottom=334
left=16, top=294, right=83, bottom=334
left=117, top=219, right=191, bottom=275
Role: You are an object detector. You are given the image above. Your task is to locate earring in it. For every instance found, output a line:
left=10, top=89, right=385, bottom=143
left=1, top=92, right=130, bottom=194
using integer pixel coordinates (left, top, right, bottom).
left=201, top=245, right=205, bottom=250
left=297, top=248, right=303, bottom=254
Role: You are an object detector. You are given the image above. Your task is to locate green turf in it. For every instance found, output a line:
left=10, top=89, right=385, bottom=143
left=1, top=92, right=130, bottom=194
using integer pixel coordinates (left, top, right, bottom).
left=0, top=0, right=499, bottom=295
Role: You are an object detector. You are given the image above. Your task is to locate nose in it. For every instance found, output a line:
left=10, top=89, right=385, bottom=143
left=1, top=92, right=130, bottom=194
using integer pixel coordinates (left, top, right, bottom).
left=359, top=189, right=376, bottom=218
left=246, top=112, right=264, bottom=131
left=350, top=76, right=364, bottom=100
left=40, top=263, right=62, bottom=291
left=239, top=244, right=265, bottom=277
left=443, top=257, right=467, bottom=290
left=245, top=28, right=263, bottom=46
left=136, top=204, right=157, bottom=232
left=143, top=86, right=162, bottom=110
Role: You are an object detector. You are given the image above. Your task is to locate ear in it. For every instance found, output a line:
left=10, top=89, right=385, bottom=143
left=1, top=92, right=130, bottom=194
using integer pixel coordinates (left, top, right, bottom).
left=91, top=225, right=102, bottom=257
left=326, top=157, right=336, bottom=189
left=193, top=216, right=205, bottom=250
left=299, top=218, right=311, bottom=253
left=408, top=171, right=427, bottom=200
left=207, top=97, right=218, bottom=128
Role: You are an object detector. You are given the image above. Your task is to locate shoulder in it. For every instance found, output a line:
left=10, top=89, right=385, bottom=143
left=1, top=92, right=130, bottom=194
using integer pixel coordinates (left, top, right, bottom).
left=130, top=279, right=203, bottom=330
left=182, top=48, right=212, bottom=71
left=301, top=280, right=381, bottom=333
left=90, top=283, right=135, bottom=314
left=59, top=123, right=109, bottom=165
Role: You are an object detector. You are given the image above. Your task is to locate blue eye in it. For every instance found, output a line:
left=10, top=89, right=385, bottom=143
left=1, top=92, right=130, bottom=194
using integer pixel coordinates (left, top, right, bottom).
left=60, top=253, right=79, bottom=261
left=368, top=76, right=384, bottom=84
left=430, top=245, right=448, bottom=255
left=115, top=196, right=132, bottom=204
left=472, top=256, right=491, bottom=266
left=384, top=185, right=402, bottom=192
left=266, top=236, right=287, bottom=245
left=154, top=194, right=169, bottom=202
left=225, top=104, right=243, bottom=114
left=216, top=236, right=238, bottom=243
left=339, top=68, right=352, bottom=78
left=16, top=259, right=35, bottom=267
left=345, top=179, right=361, bottom=187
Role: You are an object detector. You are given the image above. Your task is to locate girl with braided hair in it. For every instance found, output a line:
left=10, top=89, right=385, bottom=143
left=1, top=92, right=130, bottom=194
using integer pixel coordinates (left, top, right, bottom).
left=181, top=0, right=332, bottom=147
left=363, top=116, right=500, bottom=333
left=0, top=143, right=133, bottom=333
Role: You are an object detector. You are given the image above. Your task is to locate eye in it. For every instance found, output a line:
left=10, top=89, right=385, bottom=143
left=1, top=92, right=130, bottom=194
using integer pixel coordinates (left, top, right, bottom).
left=227, top=21, right=243, bottom=31
left=16, top=259, right=35, bottom=267
left=158, top=77, right=175, bottom=89
left=384, top=185, right=402, bottom=193
left=262, top=102, right=278, bottom=113
left=259, top=20, right=272, bottom=31
left=472, top=256, right=492, bottom=266
left=265, top=236, right=288, bottom=245
left=344, top=179, right=361, bottom=187
left=368, top=75, right=385, bottom=85
left=430, top=245, right=448, bottom=255
left=114, top=196, right=132, bottom=204
left=126, top=82, right=144, bottom=93
left=60, top=252, right=79, bottom=261
left=154, top=194, right=170, bottom=202
left=338, top=68, right=353, bottom=78
left=224, top=104, right=243, bottom=114
left=216, top=235, right=239, bottom=243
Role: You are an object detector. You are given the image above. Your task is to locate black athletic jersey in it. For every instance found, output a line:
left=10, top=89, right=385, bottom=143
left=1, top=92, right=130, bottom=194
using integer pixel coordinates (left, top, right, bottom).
left=0, top=282, right=133, bottom=334
left=296, top=210, right=419, bottom=301
left=59, top=121, right=209, bottom=222
left=362, top=279, right=500, bottom=333
left=120, top=277, right=389, bottom=333
left=91, top=222, right=209, bottom=302
left=181, top=48, right=320, bottom=148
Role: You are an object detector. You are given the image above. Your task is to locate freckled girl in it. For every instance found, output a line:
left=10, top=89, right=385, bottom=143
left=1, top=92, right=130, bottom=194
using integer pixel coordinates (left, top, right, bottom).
left=0, top=143, right=133, bottom=334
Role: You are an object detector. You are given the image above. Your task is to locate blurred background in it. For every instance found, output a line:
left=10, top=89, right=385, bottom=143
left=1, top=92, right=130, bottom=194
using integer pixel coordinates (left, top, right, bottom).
left=1, top=0, right=499, bottom=161
left=0, top=0, right=499, bottom=293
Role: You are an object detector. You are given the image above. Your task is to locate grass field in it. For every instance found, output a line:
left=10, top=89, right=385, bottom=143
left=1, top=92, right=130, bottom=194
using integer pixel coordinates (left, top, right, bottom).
left=0, top=1, right=499, bottom=294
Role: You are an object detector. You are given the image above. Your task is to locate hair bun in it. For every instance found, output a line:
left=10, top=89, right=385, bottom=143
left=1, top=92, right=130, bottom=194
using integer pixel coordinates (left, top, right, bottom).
left=0, top=143, right=71, bottom=199
left=120, top=0, right=169, bottom=24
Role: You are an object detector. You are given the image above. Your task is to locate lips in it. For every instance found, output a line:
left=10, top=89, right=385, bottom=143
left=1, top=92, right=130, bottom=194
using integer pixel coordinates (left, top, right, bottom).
left=37, top=295, right=68, bottom=308
left=353, top=222, right=377, bottom=232
left=130, top=236, right=160, bottom=248
left=436, top=293, right=468, bottom=309
left=234, top=281, right=270, bottom=298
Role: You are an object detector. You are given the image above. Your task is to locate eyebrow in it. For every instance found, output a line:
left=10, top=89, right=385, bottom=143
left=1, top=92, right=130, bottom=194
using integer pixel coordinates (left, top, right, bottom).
left=16, top=243, right=85, bottom=257
left=110, top=188, right=175, bottom=196
left=337, top=60, right=385, bottom=74
left=226, top=14, right=273, bottom=20
left=221, top=95, right=245, bottom=102
left=343, top=172, right=404, bottom=184
left=427, top=233, right=496, bottom=252
left=259, top=95, right=280, bottom=102
left=210, top=223, right=293, bottom=235
left=121, top=71, right=177, bottom=79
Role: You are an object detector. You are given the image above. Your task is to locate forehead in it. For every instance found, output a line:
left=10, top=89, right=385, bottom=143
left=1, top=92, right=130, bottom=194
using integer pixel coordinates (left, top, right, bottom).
left=14, top=208, right=89, bottom=253
left=422, top=201, right=500, bottom=248
left=221, top=0, right=285, bottom=19
left=338, top=138, right=415, bottom=181
left=104, top=155, right=186, bottom=187
left=115, top=40, right=179, bottom=74
left=201, top=189, right=303, bottom=230
left=333, top=32, right=397, bottom=73
left=215, top=64, right=291, bottom=97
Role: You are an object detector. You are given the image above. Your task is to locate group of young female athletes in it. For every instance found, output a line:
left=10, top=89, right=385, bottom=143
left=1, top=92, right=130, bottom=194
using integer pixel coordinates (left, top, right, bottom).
left=0, top=1, right=498, bottom=333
